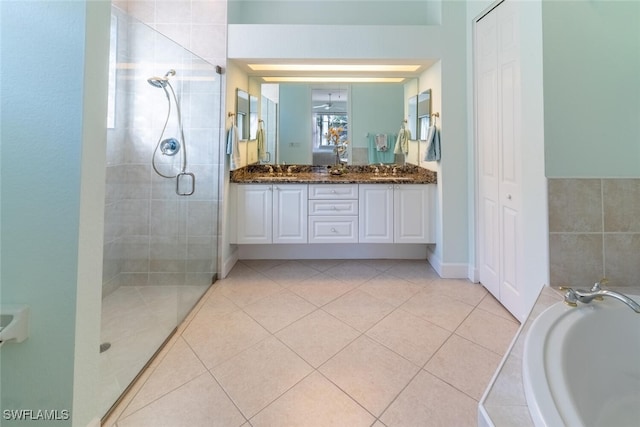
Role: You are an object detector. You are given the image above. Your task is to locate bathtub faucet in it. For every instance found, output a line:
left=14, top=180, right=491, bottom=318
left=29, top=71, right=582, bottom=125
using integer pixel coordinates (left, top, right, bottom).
left=560, top=280, right=640, bottom=313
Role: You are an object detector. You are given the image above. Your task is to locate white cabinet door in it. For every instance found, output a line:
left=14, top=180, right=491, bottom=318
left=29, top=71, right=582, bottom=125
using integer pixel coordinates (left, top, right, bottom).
left=394, top=184, right=434, bottom=243
left=273, top=184, right=308, bottom=243
left=359, top=184, right=394, bottom=243
left=236, top=184, right=272, bottom=244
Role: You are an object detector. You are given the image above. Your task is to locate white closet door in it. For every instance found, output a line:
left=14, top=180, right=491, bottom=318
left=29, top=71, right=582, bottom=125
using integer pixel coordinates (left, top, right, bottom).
left=496, top=0, right=523, bottom=313
left=476, top=0, right=523, bottom=318
left=477, top=7, right=500, bottom=297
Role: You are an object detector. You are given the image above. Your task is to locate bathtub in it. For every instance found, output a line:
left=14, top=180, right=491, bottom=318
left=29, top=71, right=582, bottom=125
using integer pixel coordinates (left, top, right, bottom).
left=523, top=294, right=640, bottom=427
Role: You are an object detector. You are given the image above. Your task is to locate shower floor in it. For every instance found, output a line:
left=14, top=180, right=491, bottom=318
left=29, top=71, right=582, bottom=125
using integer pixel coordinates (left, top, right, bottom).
left=99, top=284, right=209, bottom=416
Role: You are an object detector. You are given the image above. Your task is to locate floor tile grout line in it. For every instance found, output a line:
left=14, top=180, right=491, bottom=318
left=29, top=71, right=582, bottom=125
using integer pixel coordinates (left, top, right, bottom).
left=311, top=368, right=381, bottom=421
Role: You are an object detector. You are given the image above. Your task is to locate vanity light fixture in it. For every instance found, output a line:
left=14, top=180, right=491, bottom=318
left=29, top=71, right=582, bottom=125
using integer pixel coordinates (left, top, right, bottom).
left=262, top=77, right=405, bottom=83
left=248, top=64, right=421, bottom=72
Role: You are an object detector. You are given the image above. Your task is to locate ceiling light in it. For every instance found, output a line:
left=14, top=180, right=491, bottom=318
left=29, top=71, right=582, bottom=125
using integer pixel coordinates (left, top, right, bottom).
left=248, top=64, right=421, bottom=72
left=262, top=77, right=405, bottom=83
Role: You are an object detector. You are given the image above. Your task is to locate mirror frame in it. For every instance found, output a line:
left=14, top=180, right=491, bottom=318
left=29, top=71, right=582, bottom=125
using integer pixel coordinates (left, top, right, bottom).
left=417, top=89, right=432, bottom=141
left=236, top=88, right=249, bottom=140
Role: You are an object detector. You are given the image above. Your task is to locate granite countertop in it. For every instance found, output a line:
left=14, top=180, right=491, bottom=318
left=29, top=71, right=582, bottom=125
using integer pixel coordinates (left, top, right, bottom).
left=230, top=164, right=437, bottom=184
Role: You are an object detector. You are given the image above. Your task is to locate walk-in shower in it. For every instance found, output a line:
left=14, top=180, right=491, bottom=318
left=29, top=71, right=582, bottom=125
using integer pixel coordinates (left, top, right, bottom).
left=147, top=69, right=195, bottom=196
left=101, top=6, right=222, bottom=419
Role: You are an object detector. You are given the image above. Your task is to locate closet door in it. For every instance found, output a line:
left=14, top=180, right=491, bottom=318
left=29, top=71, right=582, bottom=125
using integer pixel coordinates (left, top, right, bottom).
left=476, top=0, right=524, bottom=318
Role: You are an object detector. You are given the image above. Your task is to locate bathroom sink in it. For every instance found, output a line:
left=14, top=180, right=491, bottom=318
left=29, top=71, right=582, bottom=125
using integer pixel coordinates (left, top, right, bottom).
left=255, top=176, right=300, bottom=181
left=370, top=176, right=414, bottom=181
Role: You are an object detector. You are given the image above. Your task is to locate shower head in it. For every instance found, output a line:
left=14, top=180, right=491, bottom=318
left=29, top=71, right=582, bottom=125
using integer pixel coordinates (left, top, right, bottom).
left=147, top=69, right=176, bottom=88
left=147, top=76, right=168, bottom=88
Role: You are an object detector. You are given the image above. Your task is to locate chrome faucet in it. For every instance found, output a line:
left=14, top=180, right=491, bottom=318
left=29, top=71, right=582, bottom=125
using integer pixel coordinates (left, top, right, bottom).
left=287, top=165, right=297, bottom=176
left=560, top=280, right=640, bottom=313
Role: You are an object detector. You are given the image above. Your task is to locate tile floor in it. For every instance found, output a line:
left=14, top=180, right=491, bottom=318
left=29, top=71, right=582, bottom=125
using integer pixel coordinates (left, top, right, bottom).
left=103, top=259, right=520, bottom=426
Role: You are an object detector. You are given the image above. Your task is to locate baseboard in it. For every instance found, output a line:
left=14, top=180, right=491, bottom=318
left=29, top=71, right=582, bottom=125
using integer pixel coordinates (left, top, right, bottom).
left=221, top=248, right=239, bottom=278
left=426, top=247, right=470, bottom=279
left=238, top=244, right=428, bottom=260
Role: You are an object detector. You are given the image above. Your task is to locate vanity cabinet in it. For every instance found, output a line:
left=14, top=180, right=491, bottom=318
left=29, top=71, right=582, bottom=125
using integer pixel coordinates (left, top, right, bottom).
left=235, top=184, right=308, bottom=244
left=233, top=182, right=434, bottom=246
left=308, top=184, right=359, bottom=243
left=359, top=184, right=435, bottom=244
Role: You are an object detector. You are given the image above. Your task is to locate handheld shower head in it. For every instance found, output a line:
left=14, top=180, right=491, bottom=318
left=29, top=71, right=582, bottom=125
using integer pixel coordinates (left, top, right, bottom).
left=147, top=77, right=168, bottom=88
left=147, top=70, right=176, bottom=88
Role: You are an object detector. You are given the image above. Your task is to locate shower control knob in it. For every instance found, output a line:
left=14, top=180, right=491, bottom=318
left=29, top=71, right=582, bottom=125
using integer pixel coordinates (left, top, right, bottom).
left=160, top=138, right=180, bottom=156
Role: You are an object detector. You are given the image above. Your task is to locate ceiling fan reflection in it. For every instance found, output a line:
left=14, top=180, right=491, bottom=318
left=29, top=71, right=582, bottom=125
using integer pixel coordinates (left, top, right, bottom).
left=313, top=93, right=333, bottom=110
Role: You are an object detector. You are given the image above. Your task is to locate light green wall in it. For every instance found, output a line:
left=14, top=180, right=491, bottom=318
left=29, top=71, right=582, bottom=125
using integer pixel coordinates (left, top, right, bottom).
left=0, top=1, right=109, bottom=426
left=543, top=0, right=640, bottom=177
left=279, top=84, right=312, bottom=164
left=229, top=0, right=441, bottom=25
left=351, top=84, right=404, bottom=149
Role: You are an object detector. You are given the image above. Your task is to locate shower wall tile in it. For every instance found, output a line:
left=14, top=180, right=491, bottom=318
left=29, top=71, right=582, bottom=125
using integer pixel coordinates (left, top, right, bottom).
left=548, top=178, right=640, bottom=293
left=119, top=272, right=150, bottom=287
left=156, top=23, right=192, bottom=53
left=186, top=235, right=216, bottom=273
left=603, top=179, right=640, bottom=232
left=548, top=233, right=603, bottom=288
left=148, top=272, right=186, bottom=287
left=106, top=2, right=224, bottom=300
left=187, top=201, right=216, bottom=236
left=192, top=1, right=226, bottom=25
left=155, top=1, right=192, bottom=24
left=190, top=24, right=227, bottom=61
left=118, top=199, right=150, bottom=237
left=124, top=0, right=155, bottom=24
left=150, top=236, right=187, bottom=273
left=187, top=128, right=218, bottom=165
left=548, top=179, right=601, bottom=232
left=603, top=234, right=640, bottom=288
left=150, top=200, right=186, bottom=237
left=122, top=164, right=152, bottom=199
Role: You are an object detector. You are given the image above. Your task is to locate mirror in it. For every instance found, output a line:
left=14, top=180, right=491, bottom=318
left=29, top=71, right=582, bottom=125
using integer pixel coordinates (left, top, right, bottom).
left=260, top=84, right=278, bottom=163
left=417, top=89, right=432, bottom=140
left=312, top=87, right=349, bottom=165
left=249, top=94, right=259, bottom=139
left=236, top=89, right=260, bottom=142
left=268, top=82, right=404, bottom=165
left=407, top=95, right=417, bottom=140
left=236, top=89, right=249, bottom=140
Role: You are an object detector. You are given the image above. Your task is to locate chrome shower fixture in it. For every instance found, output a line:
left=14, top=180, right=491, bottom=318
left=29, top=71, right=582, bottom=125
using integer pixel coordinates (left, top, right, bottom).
left=160, top=138, right=180, bottom=156
left=147, top=69, right=176, bottom=88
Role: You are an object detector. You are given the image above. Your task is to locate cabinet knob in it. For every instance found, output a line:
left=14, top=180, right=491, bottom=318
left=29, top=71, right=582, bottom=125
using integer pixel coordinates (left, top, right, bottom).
left=332, top=206, right=338, bottom=210
left=507, top=194, right=512, bottom=200
left=331, top=228, right=337, bottom=233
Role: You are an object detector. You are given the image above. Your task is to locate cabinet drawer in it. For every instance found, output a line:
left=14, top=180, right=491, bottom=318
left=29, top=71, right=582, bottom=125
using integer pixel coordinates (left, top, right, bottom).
left=309, top=184, right=358, bottom=200
left=308, top=216, right=358, bottom=243
left=309, top=199, right=358, bottom=216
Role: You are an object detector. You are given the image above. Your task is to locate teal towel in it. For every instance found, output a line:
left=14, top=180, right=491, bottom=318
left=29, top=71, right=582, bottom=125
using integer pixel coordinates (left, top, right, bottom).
left=424, top=125, right=441, bottom=161
left=368, top=134, right=396, bottom=164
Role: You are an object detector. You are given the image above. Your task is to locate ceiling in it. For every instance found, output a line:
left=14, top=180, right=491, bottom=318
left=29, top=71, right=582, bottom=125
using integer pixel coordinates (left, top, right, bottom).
left=232, top=58, right=439, bottom=83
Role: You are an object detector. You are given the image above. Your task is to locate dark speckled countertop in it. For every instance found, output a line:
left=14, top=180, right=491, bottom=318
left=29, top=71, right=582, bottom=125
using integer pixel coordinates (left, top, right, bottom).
left=230, top=164, right=437, bottom=184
